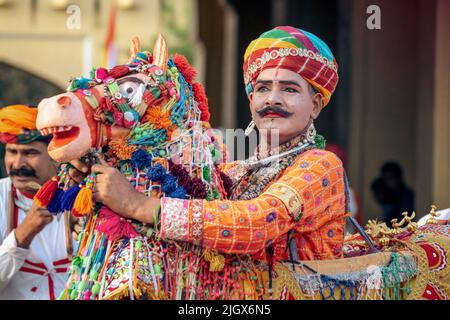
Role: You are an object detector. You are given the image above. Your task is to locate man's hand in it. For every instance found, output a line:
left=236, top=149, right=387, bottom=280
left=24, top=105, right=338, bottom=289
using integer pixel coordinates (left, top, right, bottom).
left=15, top=202, right=54, bottom=249
left=91, top=163, right=158, bottom=224
left=67, top=160, right=90, bottom=185
left=70, top=216, right=83, bottom=242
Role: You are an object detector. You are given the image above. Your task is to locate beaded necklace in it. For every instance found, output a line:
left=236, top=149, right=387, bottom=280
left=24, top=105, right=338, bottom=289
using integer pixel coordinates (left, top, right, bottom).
left=230, top=132, right=324, bottom=201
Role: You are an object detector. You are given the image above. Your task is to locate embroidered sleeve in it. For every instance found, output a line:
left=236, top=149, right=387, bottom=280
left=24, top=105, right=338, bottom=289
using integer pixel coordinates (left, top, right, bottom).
left=160, top=195, right=295, bottom=254
left=160, top=150, right=346, bottom=254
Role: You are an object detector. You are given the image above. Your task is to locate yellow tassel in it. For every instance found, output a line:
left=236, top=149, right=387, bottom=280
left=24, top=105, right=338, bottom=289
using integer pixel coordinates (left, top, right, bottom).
left=203, top=248, right=225, bottom=272
left=72, top=187, right=93, bottom=217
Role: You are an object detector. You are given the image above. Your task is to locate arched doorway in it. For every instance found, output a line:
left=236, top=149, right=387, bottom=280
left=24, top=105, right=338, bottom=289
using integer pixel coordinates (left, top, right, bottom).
left=0, top=62, right=63, bottom=178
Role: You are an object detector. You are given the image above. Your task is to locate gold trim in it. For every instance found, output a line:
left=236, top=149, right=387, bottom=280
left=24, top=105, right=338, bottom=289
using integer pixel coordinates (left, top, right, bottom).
left=265, top=263, right=306, bottom=300
left=401, top=233, right=450, bottom=300
left=265, top=183, right=302, bottom=220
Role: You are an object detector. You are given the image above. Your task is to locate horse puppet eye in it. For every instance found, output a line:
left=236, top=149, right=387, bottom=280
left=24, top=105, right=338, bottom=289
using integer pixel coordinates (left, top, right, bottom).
left=119, top=81, right=141, bottom=99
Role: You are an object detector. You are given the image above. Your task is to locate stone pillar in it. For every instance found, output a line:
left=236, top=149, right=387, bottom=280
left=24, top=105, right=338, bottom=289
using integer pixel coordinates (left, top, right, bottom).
left=432, top=0, right=450, bottom=209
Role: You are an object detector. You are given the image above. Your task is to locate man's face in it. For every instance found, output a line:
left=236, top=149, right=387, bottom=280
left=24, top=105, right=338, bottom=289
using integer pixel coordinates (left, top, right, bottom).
left=5, top=141, right=57, bottom=194
left=249, top=68, right=323, bottom=144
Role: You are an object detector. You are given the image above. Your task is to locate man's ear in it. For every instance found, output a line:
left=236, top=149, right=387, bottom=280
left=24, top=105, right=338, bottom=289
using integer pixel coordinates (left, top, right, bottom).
left=311, top=93, right=324, bottom=120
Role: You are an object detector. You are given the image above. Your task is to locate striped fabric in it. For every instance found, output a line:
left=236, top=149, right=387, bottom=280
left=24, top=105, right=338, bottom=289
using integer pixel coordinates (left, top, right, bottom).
left=243, top=26, right=339, bottom=106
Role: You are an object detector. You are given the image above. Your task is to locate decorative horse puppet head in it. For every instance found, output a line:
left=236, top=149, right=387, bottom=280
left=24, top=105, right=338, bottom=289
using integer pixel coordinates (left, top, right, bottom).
left=34, top=35, right=232, bottom=300
left=35, top=34, right=227, bottom=214
left=37, top=35, right=212, bottom=164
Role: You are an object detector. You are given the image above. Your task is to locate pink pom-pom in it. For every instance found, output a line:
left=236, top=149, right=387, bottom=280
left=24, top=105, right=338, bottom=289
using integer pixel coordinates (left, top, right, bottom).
left=113, top=111, right=124, bottom=126
left=95, top=207, right=139, bottom=241
left=82, top=291, right=92, bottom=300
left=169, top=88, right=177, bottom=97
left=95, top=68, right=109, bottom=82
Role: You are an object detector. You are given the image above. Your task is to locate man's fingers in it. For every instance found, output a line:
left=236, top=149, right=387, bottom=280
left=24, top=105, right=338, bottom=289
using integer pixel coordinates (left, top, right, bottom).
left=97, top=156, right=109, bottom=167
left=37, top=209, right=53, bottom=218
left=42, top=215, right=54, bottom=225
left=91, top=164, right=112, bottom=175
left=92, top=189, right=103, bottom=203
left=74, top=224, right=82, bottom=233
left=30, top=201, right=40, bottom=212
left=68, top=167, right=87, bottom=184
left=70, top=159, right=89, bottom=173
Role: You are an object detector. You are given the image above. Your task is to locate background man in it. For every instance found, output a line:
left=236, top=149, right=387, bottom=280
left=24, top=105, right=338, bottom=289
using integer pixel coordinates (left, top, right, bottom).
left=0, top=105, right=75, bottom=300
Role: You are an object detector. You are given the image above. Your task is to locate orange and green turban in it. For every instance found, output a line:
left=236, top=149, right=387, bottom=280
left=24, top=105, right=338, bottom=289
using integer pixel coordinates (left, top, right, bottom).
left=0, top=105, right=51, bottom=144
left=243, top=26, right=339, bottom=106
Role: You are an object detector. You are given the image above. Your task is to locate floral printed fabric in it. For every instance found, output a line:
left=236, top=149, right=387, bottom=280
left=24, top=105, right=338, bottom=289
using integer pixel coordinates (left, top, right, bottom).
left=160, top=149, right=349, bottom=261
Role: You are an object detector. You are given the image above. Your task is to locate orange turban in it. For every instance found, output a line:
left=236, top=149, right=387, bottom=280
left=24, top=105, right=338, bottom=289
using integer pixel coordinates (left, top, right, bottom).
left=0, top=105, right=49, bottom=144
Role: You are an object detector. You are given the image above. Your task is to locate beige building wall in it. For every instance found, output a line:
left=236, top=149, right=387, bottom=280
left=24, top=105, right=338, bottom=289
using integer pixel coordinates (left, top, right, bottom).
left=0, top=0, right=198, bottom=89
left=432, top=0, right=450, bottom=210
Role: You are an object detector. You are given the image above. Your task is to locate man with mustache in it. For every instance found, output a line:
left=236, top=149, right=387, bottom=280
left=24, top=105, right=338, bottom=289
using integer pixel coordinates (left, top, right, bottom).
left=85, top=27, right=348, bottom=280
left=0, top=105, right=75, bottom=299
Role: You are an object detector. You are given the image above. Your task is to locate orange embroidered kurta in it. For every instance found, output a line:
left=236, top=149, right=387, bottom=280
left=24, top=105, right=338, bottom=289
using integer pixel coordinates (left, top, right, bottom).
left=159, top=149, right=348, bottom=261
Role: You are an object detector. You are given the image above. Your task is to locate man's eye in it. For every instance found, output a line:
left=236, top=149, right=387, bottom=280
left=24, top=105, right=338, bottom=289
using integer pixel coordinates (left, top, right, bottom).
left=256, top=86, right=269, bottom=92
left=283, top=87, right=298, bottom=93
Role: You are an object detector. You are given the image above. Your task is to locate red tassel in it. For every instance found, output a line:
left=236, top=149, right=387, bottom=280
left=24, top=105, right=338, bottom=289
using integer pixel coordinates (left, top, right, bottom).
left=109, top=65, right=130, bottom=79
left=192, top=83, right=210, bottom=122
left=173, top=54, right=197, bottom=84
left=34, top=176, right=60, bottom=208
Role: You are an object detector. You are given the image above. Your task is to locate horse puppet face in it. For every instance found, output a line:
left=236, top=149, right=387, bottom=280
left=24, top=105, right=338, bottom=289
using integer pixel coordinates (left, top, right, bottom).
left=36, top=35, right=210, bottom=164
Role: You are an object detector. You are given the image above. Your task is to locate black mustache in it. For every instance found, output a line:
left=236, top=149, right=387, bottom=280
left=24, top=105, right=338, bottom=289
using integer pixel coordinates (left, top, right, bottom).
left=256, top=106, right=293, bottom=117
left=9, top=167, right=37, bottom=178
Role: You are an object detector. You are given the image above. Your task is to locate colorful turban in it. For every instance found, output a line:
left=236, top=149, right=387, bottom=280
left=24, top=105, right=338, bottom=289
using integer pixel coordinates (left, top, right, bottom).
left=243, top=26, right=339, bottom=106
left=0, top=105, right=51, bottom=144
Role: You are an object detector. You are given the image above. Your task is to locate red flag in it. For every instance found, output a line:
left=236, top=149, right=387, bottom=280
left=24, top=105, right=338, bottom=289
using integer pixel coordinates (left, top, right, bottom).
left=102, top=4, right=117, bottom=69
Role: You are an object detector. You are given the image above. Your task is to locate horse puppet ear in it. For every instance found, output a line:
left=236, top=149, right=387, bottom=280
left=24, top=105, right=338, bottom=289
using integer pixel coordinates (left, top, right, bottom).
left=128, top=36, right=141, bottom=63
left=152, top=34, right=168, bottom=72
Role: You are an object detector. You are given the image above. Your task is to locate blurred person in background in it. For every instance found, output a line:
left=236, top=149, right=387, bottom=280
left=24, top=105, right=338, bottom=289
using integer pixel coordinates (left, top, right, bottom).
left=371, top=162, right=415, bottom=227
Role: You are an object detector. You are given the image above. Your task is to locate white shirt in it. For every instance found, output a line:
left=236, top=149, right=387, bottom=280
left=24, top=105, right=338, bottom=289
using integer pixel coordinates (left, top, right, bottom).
left=0, top=177, right=72, bottom=300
